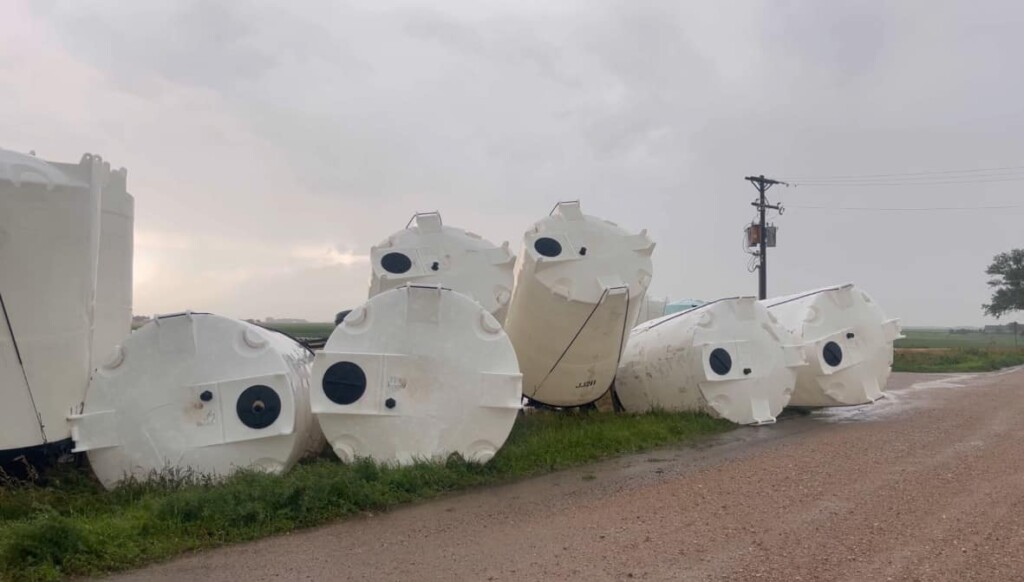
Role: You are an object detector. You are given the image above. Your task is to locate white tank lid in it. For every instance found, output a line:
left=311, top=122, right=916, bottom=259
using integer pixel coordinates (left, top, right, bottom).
left=70, top=312, right=318, bottom=489
left=523, top=201, right=654, bottom=304
left=369, top=212, right=515, bottom=318
left=312, top=285, right=522, bottom=465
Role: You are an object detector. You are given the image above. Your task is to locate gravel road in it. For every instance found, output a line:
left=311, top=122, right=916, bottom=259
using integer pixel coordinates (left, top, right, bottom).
left=108, top=369, right=1024, bottom=581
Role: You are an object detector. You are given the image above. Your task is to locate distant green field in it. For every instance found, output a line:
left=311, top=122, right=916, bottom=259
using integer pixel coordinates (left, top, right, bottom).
left=896, top=329, right=1023, bottom=349
left=260, top=321, right=336, bottom=338
left=893, top=347, right=1024, bottom=373
left=263, top=325, right=1024, bottom=348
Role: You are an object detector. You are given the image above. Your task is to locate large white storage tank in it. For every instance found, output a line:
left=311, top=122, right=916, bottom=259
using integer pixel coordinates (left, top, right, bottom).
left=0, top=149, right=107, bottom=468
left=311, top=285, right=522, bottom=465
left=615, top=297, right=804, bottom=425
left=69, top=312, right=322, bottom=490
left=503, top=201, right=655, bottom=407
left=368, top=212, right=516, bottom=323
left=763, top=284, right=902, bottom=407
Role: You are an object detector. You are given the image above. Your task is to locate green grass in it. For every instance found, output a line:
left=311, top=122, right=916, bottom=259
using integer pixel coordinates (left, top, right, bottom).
left=258, top=322, right=335, bottom=339
left=893, top=347, right=1024, bottom=373
left=0, top=411, right=730, bottom=581
left=897, top=329, right=1023, bottom=349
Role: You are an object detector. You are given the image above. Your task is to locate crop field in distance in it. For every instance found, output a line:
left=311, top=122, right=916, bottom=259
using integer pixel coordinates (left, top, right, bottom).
left=896, top=328, right=1023, bottom=349
left=257, top=321, right=336, bottom=339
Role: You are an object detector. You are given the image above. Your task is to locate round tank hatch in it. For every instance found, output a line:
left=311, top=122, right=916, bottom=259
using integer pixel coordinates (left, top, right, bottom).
left=322, top=361, right=367, bottom=405
left=381, top=252, right=412, bottom=274
left=822, top=341, right=843, bottom=367
left=236, top=385, right=282, bottom=429
left=533, top=237, right=562, bottom=257
left=709, top=348, right=733, bottom=376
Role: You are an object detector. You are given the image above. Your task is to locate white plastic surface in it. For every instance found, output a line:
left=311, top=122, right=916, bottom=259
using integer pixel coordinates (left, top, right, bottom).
left=311, top=285, right=522, bottom=465
left=503, top=201, right=655, bottom=407
left=88, top=167, right=134, bottom=371
left=0, top=150, right=106, bottom=452
left=369, top=212, right=515, bottom=323
left=615, top=297, right=804, bottom=425
left=764, top=284, right=902, bottom=407
left=634, top=295, right=669, bottom=326
left=70, top=313, right=322, bottom=490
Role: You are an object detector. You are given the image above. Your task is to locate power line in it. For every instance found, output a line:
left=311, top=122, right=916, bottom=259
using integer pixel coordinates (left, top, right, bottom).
left=787, top=204, right=1024, bottom=212
left=790, top=175, right=1024, bottom=187
left=784, top=164, right=1024, bottom=181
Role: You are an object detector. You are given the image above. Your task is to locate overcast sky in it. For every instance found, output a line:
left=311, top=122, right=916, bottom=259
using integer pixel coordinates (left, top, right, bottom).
left=3, top=0, right=1023, bottom=325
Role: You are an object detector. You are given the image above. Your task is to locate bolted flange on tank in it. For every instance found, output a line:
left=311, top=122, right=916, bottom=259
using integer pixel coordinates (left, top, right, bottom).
left=503, top=201, right=655, bottom=408
left=0, top=149, right=117, bottom=473
left=369, top=211, right=516, bottom=324
left=763, top=284, right=903, bottom=407
left=69, top=312, right=323, bottom=490
left=615, top=297, right=806, bottom=425
left=311, top=285, right=523, bottom=466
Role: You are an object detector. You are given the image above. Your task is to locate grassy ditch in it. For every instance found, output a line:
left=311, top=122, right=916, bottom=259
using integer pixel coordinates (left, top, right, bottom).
left=893, top=347, right=1024, bottom=373
left=0, top=410, right=730, bottom=581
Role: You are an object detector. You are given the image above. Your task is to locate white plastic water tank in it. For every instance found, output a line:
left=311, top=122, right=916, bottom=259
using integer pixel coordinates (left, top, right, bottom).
left=615, top=297, right=805, bottom=425
left=311, top=285, right=522, bottom=465
left=634, top=295, right=669, bottom=326
left=0, top=150, right=106, bottom=465
left=763, top=284, right=902, bottom=407
left=503, top=201, right=655, bottom=407
left=86, top=166, right=134, bottom=371
left=369, top=212, right=516, bottom=323
left=69, top=312, right=323, bottom=490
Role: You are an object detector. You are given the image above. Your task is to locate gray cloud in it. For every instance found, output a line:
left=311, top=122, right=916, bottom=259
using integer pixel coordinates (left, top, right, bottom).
left=6, top=0, right=1024, bottom=324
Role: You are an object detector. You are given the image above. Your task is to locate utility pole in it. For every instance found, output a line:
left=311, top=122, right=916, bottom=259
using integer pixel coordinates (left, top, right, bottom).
left=745, top=175, right=786, bottom=300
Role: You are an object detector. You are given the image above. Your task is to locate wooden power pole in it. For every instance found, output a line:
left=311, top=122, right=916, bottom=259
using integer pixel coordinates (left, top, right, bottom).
left=745, top=175, right=786, bottom=300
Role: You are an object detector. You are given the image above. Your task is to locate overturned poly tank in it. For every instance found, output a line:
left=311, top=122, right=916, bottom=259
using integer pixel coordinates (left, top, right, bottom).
left=311, top=285, right=522, bottom=465
left=763, top=284, right=902, bottom=407
left=0, top=149, right=112, bottom=472
left=615, top=297, right=804, bottom=425
left=504, top=201, right=655, bottom=407
left=369, top=212, right=516, bottom=323
left=70, top=312, right=322, bottom=490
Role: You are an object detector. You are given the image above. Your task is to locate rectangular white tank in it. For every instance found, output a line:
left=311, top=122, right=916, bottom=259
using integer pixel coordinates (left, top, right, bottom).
left=0, top=150, right=107, bottom=458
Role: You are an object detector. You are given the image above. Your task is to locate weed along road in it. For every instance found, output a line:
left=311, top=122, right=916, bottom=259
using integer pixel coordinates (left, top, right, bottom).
left=110, top=369, right=1024, bottom=582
